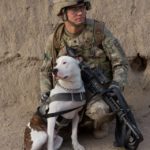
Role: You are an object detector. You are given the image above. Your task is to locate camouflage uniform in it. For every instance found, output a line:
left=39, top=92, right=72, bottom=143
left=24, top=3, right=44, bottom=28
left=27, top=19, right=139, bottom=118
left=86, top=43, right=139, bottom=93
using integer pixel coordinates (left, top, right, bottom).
left=40, top=0, right=128, bottom=138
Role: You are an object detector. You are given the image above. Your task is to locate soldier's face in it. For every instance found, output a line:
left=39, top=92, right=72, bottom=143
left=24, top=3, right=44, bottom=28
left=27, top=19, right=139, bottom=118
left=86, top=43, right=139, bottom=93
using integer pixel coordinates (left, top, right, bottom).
left=66, top=4, right=86, bottom=26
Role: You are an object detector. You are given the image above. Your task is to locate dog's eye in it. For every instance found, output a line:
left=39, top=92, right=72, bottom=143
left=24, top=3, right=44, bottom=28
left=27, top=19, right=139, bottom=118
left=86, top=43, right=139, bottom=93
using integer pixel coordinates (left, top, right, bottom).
left=63, top=62, right=67, bottom=64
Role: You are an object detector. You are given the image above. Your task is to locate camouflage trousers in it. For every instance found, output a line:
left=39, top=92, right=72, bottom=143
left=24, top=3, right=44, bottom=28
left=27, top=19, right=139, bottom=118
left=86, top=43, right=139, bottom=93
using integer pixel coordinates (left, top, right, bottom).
left=83, top=93, right=115, bottom=128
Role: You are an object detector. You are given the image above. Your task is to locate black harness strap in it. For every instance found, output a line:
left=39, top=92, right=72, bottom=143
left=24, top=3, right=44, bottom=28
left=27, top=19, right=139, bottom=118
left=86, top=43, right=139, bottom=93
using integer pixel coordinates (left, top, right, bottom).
left=40, top=104, right=85, bottom=118
left=50, top=93, right=86, bottom=102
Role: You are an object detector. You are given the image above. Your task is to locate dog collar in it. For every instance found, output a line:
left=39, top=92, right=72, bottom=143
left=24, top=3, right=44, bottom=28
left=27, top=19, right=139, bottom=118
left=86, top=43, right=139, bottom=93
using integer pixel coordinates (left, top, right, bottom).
left=57, top=82, right=84, bottom=92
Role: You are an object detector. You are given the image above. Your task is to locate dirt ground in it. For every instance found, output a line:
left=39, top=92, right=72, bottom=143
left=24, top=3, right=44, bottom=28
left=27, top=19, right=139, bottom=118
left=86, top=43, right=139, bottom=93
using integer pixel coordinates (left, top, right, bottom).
left=0, top=0, right=150, bottom=150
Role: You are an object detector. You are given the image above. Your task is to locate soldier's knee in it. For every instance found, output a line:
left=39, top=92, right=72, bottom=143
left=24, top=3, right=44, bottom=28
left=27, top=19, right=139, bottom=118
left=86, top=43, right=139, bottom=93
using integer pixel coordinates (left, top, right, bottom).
left=86, top=100, right=109, bottom=121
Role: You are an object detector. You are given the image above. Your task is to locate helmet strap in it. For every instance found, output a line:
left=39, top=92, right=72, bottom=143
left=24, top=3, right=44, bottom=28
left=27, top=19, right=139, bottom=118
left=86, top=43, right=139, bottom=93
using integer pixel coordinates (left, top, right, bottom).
left=61, top=8, right=80, bottom=27
left=67, top=19, right=85, bottom=27
left=61, top=8, right=68, bottom=21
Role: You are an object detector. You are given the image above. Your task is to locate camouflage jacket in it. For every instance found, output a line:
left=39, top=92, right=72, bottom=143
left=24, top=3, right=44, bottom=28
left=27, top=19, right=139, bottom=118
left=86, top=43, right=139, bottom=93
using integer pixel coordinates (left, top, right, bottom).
left=40, top=19, right=128, bottom=94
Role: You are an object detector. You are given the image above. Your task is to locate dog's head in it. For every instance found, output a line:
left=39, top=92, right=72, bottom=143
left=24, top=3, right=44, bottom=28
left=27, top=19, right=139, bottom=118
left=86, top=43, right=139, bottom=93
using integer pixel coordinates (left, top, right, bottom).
left=52, top=56, right=80, bottom=80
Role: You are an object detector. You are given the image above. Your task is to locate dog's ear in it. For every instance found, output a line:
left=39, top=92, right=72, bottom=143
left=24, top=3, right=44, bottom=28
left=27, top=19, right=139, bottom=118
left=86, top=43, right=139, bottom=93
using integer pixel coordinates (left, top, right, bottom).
left=75, top=57, right=83, bottom=64
left=75, top=59, right=80, bottom=65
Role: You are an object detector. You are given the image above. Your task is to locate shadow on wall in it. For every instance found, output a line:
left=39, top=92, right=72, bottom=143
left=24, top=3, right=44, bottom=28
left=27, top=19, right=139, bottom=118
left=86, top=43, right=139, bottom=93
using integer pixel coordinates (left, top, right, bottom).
left=130, top=53, right=147, bottom=72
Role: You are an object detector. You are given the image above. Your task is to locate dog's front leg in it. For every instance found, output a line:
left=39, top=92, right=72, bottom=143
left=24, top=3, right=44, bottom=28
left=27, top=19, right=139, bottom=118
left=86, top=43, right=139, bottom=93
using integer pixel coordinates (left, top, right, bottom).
left=72, top=114, right=85, bottom=150
left=47, top=117, right=56, bottom=150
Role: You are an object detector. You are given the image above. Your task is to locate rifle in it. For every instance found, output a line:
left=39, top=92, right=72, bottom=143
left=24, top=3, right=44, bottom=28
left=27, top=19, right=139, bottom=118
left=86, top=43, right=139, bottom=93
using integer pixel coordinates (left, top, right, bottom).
left=67, top=47, right=143, bottom=150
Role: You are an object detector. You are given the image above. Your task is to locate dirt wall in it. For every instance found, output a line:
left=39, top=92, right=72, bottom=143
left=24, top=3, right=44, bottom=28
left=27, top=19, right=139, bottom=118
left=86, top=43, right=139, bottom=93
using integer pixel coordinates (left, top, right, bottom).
left=0, top=0, right=150, bottom=149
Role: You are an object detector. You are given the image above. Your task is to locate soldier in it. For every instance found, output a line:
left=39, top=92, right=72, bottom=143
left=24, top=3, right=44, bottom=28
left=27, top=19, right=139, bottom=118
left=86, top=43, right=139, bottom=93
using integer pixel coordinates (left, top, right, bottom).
left=40, top=0, right=128, bottom=139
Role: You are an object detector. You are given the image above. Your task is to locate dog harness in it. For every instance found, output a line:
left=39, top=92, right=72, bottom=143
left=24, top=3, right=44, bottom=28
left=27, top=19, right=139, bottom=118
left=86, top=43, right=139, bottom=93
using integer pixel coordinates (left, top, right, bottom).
left=38, top=88, right=86, bottom=128
left=50, top=92, right=86, bottom=102
left=38, top=77, right=86, bottom=128
left=44, top=91, right=86, bottom=117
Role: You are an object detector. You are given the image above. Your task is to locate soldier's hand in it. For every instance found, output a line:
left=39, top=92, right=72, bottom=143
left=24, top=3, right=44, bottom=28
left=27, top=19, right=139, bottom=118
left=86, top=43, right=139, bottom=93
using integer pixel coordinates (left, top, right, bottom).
left=109, top=81, right=121, bottom=90
left=41, top=91, right=50, bottom=103
left=105, top=81, right=121, bottom=97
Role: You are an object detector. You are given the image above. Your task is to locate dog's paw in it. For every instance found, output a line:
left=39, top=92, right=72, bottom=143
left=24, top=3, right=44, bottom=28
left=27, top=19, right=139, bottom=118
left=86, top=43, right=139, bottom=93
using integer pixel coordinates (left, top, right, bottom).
left=73, top=143, right=85, bottom=150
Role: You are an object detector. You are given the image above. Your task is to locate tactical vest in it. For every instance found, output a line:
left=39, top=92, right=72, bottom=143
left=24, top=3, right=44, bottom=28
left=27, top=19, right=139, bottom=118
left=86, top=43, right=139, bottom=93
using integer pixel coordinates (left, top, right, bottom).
left=52, top=19, right=112, bottom=80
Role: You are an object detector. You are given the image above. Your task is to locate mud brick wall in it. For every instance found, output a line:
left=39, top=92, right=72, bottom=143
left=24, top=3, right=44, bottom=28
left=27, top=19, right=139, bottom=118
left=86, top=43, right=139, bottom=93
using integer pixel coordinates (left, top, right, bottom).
left=0, top=0, right=149, bottom=149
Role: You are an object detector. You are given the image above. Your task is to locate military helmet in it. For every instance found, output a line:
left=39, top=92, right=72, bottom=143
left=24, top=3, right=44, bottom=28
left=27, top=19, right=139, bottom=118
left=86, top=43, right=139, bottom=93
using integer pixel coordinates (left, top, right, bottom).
left=53, top=0, right=91, bottom=16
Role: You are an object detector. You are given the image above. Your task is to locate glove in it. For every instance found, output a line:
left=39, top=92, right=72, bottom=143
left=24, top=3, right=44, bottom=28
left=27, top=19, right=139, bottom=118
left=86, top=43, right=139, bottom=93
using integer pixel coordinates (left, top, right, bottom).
left=40, top=91, right=50, bottom=103
left=105, top=81, right=121, bottom=97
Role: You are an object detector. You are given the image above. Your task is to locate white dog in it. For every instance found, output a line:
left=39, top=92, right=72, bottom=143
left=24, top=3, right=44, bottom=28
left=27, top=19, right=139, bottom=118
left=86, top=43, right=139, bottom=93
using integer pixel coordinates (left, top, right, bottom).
left=24, top=56, right=86, bottom=150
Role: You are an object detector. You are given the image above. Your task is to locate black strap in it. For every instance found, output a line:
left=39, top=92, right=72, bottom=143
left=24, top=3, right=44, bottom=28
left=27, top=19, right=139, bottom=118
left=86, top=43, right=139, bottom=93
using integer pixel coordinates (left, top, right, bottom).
left=50, top=93, right=86, bottom=102
left=40, top=105, right=85, bottom=118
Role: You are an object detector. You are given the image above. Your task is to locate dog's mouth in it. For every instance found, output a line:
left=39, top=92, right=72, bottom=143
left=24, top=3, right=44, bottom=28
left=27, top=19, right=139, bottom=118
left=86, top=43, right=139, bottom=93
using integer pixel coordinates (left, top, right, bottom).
left=63, top=76, right=68, bottom=79
left=53, top=74, right=68, bottom=80
left=52, top=69, right=69, bottom=80
left=58, top=75, right=69, bottom=80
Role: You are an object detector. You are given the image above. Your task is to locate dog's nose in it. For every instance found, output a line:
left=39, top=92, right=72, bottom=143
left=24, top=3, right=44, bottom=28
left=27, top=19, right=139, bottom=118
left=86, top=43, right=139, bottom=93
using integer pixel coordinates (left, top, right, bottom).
left=52, top=68, right=58, bottom=75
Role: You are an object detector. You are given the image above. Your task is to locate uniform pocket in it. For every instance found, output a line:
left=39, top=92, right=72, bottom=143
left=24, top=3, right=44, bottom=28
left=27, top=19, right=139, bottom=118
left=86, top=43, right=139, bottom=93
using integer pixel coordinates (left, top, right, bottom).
left=94, top=47, right=105, bottom=58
